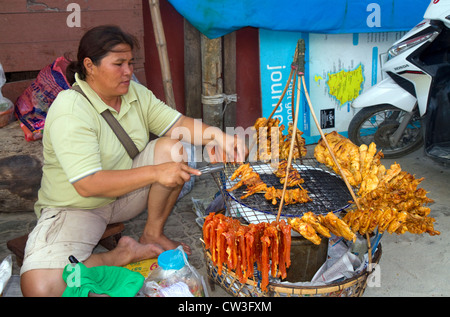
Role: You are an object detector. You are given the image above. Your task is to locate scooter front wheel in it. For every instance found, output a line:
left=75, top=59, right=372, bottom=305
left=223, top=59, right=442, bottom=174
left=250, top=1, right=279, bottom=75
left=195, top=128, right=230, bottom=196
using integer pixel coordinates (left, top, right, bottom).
left=348, top=104, right=423, bottom=158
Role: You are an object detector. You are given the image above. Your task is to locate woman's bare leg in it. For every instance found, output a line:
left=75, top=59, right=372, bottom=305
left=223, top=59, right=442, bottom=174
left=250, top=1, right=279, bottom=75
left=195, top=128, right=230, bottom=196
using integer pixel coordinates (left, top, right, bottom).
left=20, top=236, right=164, bottom=297
left=84, top=236, right=164, bottom=267
left=138, top=137, right=192, bottom=254
left=21, top=269, right=66, bottom=297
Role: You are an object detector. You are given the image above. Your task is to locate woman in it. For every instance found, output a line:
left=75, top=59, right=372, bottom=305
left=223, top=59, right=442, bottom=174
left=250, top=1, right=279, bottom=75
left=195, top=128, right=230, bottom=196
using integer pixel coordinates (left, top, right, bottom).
left=20, top=25, right=246, bottom=296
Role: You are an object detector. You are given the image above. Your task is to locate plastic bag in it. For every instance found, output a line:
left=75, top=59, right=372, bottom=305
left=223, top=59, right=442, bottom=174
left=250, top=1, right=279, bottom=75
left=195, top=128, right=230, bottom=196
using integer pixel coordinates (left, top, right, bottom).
left=177, top=142, right=197, bottom=201
left=14, top=56, right=71, bottom=141
left=0, top=64, right=14, bottom=128
left=142, top=246, right=206, bottom=297
left=0, top=255, right=12, bottom=296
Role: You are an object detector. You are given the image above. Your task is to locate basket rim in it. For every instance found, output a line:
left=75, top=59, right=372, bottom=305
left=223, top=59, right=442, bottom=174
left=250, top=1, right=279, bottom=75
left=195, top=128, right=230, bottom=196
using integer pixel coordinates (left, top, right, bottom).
left=203, top=243, right=382, bottom=295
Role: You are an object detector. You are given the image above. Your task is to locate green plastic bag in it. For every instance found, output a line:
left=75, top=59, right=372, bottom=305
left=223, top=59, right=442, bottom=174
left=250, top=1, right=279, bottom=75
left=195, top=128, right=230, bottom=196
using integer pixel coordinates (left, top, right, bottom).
left=62, top=262, right=145, bottom=297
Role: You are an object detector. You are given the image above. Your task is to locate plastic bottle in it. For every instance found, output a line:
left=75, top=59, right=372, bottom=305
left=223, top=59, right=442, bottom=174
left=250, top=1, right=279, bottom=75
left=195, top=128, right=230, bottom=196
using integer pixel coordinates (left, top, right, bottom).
left=143, top=246, right=204, bottom=297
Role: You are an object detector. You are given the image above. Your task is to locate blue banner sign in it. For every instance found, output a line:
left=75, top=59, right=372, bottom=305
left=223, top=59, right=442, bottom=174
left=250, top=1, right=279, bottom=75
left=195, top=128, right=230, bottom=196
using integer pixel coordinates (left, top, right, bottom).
left=168, top=0, right=429, bottom=39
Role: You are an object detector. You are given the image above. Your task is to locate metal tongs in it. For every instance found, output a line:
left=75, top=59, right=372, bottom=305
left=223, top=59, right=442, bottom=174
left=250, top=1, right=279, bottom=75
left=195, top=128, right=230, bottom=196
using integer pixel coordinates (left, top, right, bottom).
left=197, top=163, right=225, bottom=174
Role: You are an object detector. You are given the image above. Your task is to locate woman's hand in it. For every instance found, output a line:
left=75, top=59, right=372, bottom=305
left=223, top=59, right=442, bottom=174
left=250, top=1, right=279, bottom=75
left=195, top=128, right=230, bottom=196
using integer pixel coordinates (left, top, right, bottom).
left=206, top=133, right=248, bottom=163
left=166, top=116, right=248, bottom=164
left=154, top=162, right=201, bottom=188
left=73, top=162, right=200, bottom=198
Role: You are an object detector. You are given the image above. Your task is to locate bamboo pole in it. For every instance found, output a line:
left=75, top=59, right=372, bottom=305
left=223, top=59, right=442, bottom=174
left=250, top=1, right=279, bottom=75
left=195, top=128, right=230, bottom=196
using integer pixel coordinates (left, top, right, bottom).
left=267, top=45, right=300, bottom=122
left=276, top=75, right=302, bottom=222
left=300, top=77, right=360, bottom=209
left=276, top=40, right=304, bottom=221
left=289, top=70, right=303, bottom=158
left=149, top=0, right=176, bottom=109
left=267, top=68, right=294, bottom=121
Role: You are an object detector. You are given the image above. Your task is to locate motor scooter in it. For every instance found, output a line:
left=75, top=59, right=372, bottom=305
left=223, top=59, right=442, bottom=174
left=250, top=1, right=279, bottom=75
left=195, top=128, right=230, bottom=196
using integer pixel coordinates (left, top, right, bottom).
left=348, top=0, right=450, bottom=162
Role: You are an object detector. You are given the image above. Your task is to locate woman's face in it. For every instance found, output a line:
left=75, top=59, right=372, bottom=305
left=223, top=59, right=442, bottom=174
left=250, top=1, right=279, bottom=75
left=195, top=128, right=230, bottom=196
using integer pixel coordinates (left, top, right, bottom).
left=85, top=43, right=134, bottom=98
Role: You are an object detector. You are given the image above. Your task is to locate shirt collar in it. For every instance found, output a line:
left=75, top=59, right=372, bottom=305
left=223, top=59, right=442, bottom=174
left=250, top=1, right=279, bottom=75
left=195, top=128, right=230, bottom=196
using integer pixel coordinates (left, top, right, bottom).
left=74, top=73, right=137, bottom=118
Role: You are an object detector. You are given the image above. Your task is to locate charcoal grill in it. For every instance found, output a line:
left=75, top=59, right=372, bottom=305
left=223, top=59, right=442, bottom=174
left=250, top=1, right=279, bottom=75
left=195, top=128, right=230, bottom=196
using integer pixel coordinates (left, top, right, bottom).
left=211, top=158, right=354, bottom=224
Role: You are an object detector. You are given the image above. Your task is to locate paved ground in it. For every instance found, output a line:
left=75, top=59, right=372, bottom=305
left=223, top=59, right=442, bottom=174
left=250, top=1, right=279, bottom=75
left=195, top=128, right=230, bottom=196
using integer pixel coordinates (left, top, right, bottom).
left=1, top=144, right=449, bottom=297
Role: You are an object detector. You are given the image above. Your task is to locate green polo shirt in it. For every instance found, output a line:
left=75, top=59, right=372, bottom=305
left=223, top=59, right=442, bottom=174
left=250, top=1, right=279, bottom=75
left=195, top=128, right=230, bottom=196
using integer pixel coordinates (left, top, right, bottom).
left=34, top=73, right=181, bottom=217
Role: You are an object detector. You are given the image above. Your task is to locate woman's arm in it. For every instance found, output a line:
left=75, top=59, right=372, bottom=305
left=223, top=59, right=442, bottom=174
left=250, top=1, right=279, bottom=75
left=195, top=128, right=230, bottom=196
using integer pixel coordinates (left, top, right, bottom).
left=72, top=115, right=246, bottom=198
left=72, top=161, right=199, bottom=198
left=166, top=115, right=248, bottom=163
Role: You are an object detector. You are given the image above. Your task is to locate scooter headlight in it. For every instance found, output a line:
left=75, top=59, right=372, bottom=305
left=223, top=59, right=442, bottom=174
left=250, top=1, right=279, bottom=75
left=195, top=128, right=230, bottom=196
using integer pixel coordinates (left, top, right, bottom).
left=387, top=31, right=439, bottom=60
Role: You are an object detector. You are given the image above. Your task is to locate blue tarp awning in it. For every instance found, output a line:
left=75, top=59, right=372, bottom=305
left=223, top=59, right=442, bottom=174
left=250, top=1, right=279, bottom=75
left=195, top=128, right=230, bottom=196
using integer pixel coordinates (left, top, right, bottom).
left=167, top=0, right=430, bottom=38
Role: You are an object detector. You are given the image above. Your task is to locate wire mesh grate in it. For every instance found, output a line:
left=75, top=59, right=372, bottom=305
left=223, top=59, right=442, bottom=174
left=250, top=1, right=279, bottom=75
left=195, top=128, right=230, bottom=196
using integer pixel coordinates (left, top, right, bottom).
left=212, top=158, right=353, bottom=223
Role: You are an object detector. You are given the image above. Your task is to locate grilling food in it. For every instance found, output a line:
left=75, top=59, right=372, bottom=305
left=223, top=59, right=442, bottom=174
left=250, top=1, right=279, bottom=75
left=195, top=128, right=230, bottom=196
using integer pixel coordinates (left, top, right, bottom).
left=230, top=116, right=310, bottom=205
left=314, top=131, right=383, bottom=189
left=203, top=213, right=292, bottom=291
left=264, top=186, right=311, bottom=205
left=288, top=216, right=322, bottom=245
left=288, top=211, right=356, bottom=245
left=254, top=117, right=285, bottom=162
left=302, top=211, right=331, bottom=238
left=204, top=125, right=439, bottom=296
left=280, top=123, right=308, bottom=160
left=319, top=212, right=356, bottom=242
left=273, top=159, right=305, bottom=187
left=314, top=132, right=439, bottom=237
left=253, top=117, right=307, bottom=161
left=228, top=162, right=311, bottom=204
left=228, top=163, right=268, bottom=198
left=343, top=208, right=409, bottom=235
left=343, top=165, right=439, bottom=236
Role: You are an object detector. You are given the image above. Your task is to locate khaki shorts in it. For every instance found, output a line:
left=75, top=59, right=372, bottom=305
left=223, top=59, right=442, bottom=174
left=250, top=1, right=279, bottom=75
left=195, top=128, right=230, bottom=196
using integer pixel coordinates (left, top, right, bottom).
left=20, top=139, right=157, bottom=275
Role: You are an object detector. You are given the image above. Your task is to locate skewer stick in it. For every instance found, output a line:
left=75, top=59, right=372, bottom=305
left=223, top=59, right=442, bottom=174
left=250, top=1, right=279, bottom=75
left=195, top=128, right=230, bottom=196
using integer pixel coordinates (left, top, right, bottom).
left=267, top=68, right=294, bottom=121
left=289, top=73, right=303, bottom=158
left=267, top=44, right=298, bottom=121
left=276, top=73, right=302, bottom=222
left=276, top=40, right=303, bottom=222
left=300, top=74, right=372, bottom=266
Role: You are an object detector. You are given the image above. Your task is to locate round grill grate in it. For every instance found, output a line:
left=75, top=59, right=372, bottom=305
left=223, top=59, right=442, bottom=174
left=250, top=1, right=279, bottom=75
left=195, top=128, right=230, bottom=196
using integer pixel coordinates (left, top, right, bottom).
left=214, top=159, right=353, bottom=222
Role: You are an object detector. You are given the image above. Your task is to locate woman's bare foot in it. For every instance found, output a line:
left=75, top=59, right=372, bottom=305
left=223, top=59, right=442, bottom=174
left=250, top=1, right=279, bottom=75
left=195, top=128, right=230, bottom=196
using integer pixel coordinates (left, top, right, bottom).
left=84, top=236, right=164, bottom=268
left=139, top=233, right=192, bottom=255
left=115, top=236, right=165, bottom=264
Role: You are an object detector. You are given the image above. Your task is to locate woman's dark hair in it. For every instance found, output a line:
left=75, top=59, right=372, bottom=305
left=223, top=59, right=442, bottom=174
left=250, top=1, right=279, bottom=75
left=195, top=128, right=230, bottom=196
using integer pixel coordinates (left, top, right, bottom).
left=66, top=25, right=139, bottom=85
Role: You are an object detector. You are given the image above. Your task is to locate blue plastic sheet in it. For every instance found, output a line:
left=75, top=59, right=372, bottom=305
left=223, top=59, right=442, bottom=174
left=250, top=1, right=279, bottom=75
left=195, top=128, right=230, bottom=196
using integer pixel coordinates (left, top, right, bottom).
left=168, top=0, right=430, bottom=38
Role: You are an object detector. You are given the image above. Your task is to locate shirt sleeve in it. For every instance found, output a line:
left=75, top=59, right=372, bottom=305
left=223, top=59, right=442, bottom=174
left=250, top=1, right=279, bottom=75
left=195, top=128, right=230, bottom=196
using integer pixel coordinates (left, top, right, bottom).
left=144, top=89, right=182, bottom=136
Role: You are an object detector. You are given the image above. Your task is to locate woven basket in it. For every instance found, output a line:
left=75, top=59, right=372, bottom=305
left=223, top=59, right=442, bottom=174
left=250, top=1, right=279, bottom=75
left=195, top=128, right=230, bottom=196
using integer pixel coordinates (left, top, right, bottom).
left=204, top=244, right=381, bottom=297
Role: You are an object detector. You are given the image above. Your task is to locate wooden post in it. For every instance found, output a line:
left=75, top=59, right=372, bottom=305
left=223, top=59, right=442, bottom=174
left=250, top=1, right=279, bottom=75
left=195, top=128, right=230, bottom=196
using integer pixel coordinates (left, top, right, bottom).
left=184, top=19, right=202, bottom=119
left=223, top=32, right=237, bottom=129
left=201, top=34, right=223, bottom=129
left=148, top=0, right=176, bottom=109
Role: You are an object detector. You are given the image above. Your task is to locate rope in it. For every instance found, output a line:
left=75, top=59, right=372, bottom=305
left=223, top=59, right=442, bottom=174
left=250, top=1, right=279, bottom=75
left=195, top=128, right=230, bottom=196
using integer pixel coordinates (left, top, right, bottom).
left=202, top=93, right=238, bottom=116
left=201, top=93, right=237, bottom=105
